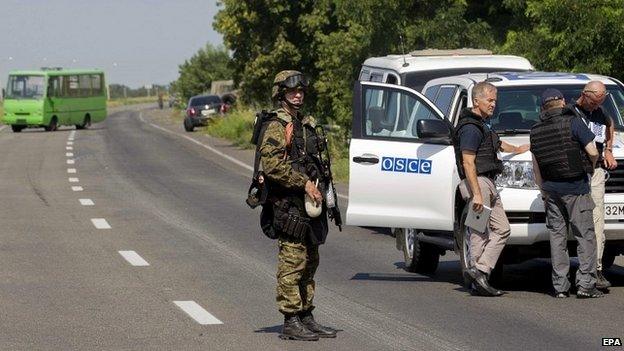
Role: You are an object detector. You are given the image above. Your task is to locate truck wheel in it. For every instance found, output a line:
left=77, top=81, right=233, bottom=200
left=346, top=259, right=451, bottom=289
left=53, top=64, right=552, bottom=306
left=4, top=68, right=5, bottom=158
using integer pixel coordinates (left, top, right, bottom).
left=602, top=245, right=617, bottom=270
left=11, top=125, right=24, bottom=133
left=398, top=228, right=439, bottom=274
left=458, top=205, right=474, bottom=288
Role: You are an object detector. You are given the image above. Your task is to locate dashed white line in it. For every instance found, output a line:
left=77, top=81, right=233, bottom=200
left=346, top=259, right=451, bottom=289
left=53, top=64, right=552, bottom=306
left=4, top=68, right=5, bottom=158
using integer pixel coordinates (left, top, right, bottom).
left=67, top=168, right=77, bottom=174
left=68, top=177, right=79, bottom=183
left=66, top=152, right=74, bottom=157
left=71, top=186, right=84, bottom=191
left=68, top=138, right=74, bottom=141
left=67, top=141, right=74, bottom=145
left=138, top=112, right=349, bottom=200
left=173, top=301, right=223, bottom=325
left=91, top=218, right=111, bottom=229
left=66, top=146, right=73, bottom=150
left=67, top=159, right=75, bottom=164
left=118, top=251, right=150, bottom=266
left=79, top=199, right=94, bottom=206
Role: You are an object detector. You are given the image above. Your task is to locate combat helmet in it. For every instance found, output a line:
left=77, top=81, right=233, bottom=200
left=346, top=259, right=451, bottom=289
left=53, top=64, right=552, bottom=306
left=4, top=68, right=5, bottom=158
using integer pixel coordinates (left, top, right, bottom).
left=272, top=70, right=309, bottom=101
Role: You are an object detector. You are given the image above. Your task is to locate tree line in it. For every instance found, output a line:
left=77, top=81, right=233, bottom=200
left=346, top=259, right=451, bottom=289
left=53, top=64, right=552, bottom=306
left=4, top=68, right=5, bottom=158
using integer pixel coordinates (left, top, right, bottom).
left=172, top=0, right=624, bottom=136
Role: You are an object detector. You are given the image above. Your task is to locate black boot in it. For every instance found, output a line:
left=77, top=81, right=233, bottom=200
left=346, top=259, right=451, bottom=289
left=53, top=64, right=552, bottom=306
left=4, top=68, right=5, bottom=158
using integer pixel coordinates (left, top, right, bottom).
left=596, top=270, right=612, bottom=290
left=280, top=315, right=319, bottom=341
left=300, top=311, right=337, bottom=338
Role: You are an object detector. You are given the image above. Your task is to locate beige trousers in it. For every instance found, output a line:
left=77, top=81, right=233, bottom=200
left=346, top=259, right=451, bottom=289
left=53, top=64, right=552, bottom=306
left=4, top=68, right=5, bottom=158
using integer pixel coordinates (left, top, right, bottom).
left=460, top=177, right=511, bottom=274
left=590, top=168, right=606, bottom=271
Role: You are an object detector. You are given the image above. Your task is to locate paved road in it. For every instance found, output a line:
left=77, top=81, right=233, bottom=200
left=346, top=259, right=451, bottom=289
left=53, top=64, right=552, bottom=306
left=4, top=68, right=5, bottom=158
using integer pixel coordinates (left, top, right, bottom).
left=0, top=107, right=622, bottom=350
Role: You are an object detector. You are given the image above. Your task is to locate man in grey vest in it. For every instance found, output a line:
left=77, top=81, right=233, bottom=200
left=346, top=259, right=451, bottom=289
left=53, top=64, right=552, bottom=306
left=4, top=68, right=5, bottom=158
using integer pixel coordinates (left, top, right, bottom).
left=572, top=81, right=617, bottom=290
left=453, top=81, right=529, bottom=296
left=531, top=88, right=603, bottom=298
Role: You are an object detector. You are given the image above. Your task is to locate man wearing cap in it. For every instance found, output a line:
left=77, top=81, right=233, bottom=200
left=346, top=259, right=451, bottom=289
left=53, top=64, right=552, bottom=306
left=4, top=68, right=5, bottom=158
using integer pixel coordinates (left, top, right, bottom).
left=259, top=70, right=337, bottom=341
left=571, top=81, right=617, bottom=290
left=531, top=88, right=603, bottom=298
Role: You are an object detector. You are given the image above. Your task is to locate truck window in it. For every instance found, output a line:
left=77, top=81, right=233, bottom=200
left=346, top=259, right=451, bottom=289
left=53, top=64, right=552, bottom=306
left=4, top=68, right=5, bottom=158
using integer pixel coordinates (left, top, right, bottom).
left=434, top=86, right=457, bottom=117
left=362, top=86, right=441, bottom=139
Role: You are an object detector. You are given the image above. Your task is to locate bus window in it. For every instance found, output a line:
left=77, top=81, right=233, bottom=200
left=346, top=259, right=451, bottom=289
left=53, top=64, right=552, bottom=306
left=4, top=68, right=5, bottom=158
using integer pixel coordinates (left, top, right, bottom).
left=6, top=75, right=45, bottom=99
left=67, top=75, right=79, bottom=97
left=79, top=75, right=91, bottom=97
left=91, top=75, right=102, bottom=95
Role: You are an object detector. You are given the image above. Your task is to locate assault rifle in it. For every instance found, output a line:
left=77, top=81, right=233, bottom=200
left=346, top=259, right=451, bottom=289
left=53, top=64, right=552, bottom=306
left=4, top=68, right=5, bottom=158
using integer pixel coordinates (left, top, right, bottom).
left=313, top=126, right=343, bottom=231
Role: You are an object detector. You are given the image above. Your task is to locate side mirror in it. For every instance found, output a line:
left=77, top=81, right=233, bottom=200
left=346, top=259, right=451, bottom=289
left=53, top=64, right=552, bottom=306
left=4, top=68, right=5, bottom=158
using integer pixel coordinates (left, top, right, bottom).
left=416, top=119, right=452, bottom=139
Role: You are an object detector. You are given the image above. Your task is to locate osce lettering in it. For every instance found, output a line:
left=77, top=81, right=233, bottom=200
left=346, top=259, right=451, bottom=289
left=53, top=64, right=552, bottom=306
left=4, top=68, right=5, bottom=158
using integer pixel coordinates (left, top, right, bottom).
left=381, top=157, right=432, bottom=174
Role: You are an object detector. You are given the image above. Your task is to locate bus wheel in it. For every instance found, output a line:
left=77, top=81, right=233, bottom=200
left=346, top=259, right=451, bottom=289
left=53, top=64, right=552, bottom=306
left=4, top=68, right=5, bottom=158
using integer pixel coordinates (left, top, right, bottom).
left=76, top=115, right=91, bottom=130
left=44, top=117, right=58, bottom=132
left=11, top=125, right=25, bottom=133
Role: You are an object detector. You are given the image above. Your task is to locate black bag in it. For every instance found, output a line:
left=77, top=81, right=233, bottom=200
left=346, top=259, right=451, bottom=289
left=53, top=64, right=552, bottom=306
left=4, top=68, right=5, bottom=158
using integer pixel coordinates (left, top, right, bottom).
left=260, top=203, right=279, bottom=239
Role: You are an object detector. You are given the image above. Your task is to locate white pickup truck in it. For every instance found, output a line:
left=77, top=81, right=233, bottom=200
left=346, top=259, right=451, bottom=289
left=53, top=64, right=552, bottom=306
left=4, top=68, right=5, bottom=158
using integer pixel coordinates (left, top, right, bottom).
left=347, top=71, right=624, bottom=279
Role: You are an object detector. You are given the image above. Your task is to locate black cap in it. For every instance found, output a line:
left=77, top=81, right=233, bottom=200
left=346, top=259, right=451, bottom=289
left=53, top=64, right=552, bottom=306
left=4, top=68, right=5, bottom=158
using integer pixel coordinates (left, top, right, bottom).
left=541, top=88, right=564, bottom=106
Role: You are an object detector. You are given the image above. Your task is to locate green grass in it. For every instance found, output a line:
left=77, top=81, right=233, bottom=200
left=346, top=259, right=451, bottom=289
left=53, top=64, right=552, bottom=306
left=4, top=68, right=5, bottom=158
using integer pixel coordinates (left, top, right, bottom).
left=107, top=96, right=167, bottom=108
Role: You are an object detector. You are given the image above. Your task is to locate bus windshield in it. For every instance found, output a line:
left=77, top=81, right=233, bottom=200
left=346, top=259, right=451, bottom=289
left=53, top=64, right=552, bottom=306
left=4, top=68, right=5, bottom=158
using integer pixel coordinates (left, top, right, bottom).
left=491, top=84, right=624, bottom=133
left=6, top=75, right=46, bottom=99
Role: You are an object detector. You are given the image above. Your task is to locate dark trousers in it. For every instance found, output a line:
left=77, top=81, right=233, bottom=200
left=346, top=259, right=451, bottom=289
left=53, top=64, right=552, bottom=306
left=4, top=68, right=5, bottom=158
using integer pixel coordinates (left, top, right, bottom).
left=544, top=192, right=597, bottom=292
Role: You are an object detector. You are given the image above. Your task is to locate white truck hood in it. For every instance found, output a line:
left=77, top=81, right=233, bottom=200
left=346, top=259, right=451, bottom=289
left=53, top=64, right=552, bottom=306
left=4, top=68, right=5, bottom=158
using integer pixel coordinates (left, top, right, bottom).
left=500, top=134, right=624, bottom=161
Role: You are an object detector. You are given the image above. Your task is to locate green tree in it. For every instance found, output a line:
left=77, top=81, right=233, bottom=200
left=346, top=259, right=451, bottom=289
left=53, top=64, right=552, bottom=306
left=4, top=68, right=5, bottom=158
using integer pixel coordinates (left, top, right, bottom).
left=172, top=43, right=233, bottom=101
left=501, top=0, right=624, bottom=79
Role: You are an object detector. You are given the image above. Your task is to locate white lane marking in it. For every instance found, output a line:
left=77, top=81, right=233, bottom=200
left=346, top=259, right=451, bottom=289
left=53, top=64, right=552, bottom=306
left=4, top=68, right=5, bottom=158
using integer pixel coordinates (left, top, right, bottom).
left=71, top=186, right=84, bottom=191
left=68, top=138, right=74, bottom=141
left=66, top=146, right=73, bottom=150
left=69, top=130, right=76, bottom=137
left=91, top=218, right=111, bottom=229
left=79, top=198, right=94, bottom=206
left=118, top=251, right=150, bottom=266
left=67, top=141, right=74, bottom=145
left=67, top=159, right=75, bottom=164
left=67, top=168, right=77, bottom=174
left=173, top=301, right=222, bottom=325
left=66, top=152, right=74, bottom=157
left=68, top=177, right=79, bottom=182
left=138, top=112, right=350, bottom=200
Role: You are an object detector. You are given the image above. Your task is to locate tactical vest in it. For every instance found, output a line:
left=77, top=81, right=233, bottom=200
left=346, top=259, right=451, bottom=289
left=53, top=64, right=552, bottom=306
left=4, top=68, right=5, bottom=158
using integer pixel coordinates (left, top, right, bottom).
left=530, top=109, right=593, bottom=181
left=453, top=112, right=503, bottom=180
left=266, top=112, right=329, bottom=245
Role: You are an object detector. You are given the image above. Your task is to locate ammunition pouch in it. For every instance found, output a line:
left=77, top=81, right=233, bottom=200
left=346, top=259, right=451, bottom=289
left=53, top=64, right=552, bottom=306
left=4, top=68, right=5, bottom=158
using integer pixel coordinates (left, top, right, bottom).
left=273, top=201, right=311, bottom=240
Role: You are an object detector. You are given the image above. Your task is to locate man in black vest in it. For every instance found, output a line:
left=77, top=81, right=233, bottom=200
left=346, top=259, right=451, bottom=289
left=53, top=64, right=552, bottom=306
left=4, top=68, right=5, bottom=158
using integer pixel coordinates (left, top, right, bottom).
left=572, top=81, right=617, bottom=290
left=454, top=81, right=529, bottom=296
left=531, top=88, right=602, bottom=298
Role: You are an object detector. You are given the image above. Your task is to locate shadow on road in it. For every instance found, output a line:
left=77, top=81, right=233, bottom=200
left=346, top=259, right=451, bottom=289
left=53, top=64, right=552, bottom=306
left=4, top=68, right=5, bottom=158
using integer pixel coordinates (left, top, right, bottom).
left=354, top=258, right=624, bottom=295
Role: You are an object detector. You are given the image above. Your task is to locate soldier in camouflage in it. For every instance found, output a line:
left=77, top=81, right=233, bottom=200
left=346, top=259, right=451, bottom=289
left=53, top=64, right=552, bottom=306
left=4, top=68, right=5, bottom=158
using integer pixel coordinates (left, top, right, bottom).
left=259, top=70, right=337, bottom=341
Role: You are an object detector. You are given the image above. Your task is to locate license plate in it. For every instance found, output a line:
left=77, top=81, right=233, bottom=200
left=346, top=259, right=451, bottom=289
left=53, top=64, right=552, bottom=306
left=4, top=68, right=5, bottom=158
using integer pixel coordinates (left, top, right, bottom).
left=605, top=203, right=624, bottom=219
left=201, top=109, right=216, bottom=116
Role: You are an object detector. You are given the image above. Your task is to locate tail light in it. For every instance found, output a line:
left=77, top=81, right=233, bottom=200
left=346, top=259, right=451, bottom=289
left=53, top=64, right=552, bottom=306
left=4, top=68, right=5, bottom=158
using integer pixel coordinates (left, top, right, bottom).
left=220, top=104, right=226, bottom=113
left=187, top=107, right=196, bottom=117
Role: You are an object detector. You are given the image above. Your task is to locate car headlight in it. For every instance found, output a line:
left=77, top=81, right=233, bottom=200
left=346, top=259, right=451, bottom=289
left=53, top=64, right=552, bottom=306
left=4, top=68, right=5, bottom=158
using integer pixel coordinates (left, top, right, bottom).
left=496, top=161, right=537, bottom=189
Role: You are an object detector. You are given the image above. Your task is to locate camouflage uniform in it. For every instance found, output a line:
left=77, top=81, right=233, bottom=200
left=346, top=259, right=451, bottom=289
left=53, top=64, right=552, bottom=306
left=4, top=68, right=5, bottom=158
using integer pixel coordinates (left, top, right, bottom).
left=260, top=107, right=327, bottom=316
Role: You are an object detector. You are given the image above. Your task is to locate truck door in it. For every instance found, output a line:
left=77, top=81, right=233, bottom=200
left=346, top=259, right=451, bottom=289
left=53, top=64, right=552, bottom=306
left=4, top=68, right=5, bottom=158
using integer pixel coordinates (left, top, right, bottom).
left=347, top=81, right=458, bottom=231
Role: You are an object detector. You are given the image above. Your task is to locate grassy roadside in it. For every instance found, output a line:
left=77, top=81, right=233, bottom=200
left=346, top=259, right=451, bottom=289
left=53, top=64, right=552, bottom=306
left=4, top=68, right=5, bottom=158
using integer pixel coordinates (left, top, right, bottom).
left=169, top=107, right=350, bottom=182
left=107, top=96, right=166, bottom=108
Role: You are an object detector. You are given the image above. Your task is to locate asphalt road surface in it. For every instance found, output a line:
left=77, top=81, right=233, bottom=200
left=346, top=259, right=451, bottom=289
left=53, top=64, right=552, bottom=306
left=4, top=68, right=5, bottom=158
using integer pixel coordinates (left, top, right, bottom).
left=0, top=106, right=623, bottom=350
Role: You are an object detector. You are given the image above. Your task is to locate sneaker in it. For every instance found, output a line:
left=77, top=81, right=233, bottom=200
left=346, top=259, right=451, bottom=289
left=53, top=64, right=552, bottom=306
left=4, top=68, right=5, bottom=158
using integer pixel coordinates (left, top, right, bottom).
left=554, top=291, right=569, bottom=298
left=596, top=270, right=612, bottom=290
left=576, top=287, right=604, bottom=299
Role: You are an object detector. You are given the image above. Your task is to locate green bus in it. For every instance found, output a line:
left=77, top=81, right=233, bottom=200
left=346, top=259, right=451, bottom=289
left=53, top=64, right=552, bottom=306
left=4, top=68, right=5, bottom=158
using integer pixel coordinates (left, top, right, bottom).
left=2, top=68, right=107, bottom=132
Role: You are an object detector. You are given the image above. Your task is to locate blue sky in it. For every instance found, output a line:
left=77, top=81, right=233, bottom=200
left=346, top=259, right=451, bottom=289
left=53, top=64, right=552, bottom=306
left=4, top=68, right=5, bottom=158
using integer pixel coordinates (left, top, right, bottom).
left=0, top=0, right=223, bottom=88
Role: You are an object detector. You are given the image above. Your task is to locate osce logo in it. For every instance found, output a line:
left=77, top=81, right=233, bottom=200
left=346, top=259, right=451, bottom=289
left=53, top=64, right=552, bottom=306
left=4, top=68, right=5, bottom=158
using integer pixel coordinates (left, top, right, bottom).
left=381, top=157, right=432, bottom=174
